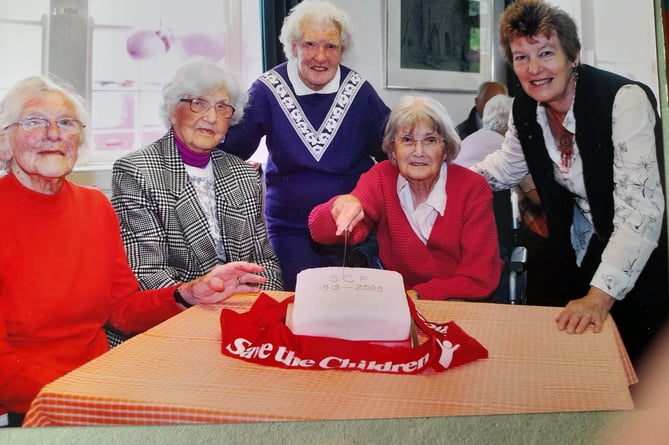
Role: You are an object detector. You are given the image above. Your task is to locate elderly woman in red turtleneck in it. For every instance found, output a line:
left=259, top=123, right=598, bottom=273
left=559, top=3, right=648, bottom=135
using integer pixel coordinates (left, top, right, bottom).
left=0, top=75, right=269, bottom=426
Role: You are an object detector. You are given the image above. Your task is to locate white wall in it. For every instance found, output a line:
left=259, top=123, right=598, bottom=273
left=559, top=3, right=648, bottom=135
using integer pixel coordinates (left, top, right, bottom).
left=557, top=0, right=659, bottom=99
left=64, top=0, right=662, bottom=188
left=330, top=0, right=476, bottom=125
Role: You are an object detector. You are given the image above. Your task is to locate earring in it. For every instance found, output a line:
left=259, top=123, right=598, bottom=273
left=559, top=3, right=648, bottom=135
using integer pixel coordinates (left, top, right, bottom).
left=571, top=63, right=579, bottom=78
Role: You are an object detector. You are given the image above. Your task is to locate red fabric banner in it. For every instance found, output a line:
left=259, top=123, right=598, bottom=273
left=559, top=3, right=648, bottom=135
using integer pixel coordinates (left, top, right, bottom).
left=220, top=293, right=488, bottom=374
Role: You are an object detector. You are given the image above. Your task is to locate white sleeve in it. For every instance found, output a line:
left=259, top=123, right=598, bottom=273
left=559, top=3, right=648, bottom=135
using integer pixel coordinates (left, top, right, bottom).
left=470, top=110, right=531, bottom=191
left=591, top=84, right=665, bottom=300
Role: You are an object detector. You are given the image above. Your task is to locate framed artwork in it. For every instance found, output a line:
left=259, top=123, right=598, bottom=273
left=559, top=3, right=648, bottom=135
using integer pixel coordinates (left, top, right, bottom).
left=386, top=0, right=495, bottom=92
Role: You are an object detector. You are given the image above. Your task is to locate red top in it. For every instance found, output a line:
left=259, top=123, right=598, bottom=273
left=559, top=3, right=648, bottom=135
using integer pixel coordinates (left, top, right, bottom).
left=0, top=172, right=181, bottom=413
left=309, top=161, right=502, bottom=300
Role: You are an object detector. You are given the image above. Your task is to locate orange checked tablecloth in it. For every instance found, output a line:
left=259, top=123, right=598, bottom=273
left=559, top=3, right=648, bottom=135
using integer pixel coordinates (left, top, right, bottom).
left=23, top=292, right=636, bottom=426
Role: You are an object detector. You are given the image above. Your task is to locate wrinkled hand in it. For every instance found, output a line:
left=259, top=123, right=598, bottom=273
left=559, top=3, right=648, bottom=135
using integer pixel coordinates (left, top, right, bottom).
left=331, top=194, right=365, bottom=236
left=555, top=287, right=615, bottom=334
left=178, top=261, right=267, bottom=306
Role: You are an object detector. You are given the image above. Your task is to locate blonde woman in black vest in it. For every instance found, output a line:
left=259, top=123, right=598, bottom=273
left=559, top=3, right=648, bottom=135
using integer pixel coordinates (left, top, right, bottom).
left=472, top=0, right=667, bottom=364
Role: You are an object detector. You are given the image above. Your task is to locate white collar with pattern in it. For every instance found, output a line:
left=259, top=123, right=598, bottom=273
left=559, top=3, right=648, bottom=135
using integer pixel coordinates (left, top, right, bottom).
left=260, top=66, right=365, bottom=162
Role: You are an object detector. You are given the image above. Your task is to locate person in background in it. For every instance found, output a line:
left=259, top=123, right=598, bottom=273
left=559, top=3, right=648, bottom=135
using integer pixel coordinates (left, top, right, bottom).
left=471, top=0, right=667, bottom=363
left=0, top=76, right=268, bottom=426
left=218, top=0, right=390, bottom=290
left=111, top=58, right=283, bottom=344
left=455, top=81, right=508, bottom=140
left=457, top=93, right=541, bottom=219
left=456, top=94, right=513, bottom=168
left=309, top=96, right=502, bottom=300
left=458, top=93, right=547, bottom=302
left=457, top=94, right=518, bottom=295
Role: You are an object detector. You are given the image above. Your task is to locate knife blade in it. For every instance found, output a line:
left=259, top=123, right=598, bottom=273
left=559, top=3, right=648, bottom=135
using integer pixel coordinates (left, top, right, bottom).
left=342, top=228, right=349, bottom=273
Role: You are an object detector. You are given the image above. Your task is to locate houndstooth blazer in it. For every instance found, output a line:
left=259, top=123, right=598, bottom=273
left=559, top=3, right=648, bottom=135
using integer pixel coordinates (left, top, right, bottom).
left=111, top=129, right=283, bottom=291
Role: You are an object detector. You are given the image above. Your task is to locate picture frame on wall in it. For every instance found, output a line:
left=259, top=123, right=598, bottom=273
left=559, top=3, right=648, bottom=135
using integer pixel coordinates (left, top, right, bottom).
left=386, top=0, right=494, bottom=92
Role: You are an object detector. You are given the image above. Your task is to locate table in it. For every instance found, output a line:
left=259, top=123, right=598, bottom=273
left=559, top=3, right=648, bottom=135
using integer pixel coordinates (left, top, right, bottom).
left=23, top=292, right=636, bottom=426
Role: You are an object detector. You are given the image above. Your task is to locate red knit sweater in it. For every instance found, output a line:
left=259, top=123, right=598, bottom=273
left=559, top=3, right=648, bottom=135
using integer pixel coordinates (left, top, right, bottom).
left=0, top=172, right=182, bottom=413
left=309, top=161, right=502, bottom=300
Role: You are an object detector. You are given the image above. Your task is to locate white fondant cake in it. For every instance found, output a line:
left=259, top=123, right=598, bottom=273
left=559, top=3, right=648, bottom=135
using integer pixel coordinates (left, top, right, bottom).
left=289, top=267, right=411, bottom=341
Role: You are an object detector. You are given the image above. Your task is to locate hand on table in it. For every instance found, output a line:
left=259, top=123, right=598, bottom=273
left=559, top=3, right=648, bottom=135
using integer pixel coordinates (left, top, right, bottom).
left=178, top=261, right=267, bottom=306
left=555, top=287, right=615, bottom=334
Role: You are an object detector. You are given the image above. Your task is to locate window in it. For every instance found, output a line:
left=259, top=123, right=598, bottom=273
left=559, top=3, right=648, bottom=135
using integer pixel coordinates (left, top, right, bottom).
left=0, top=0, right=262, bottom=169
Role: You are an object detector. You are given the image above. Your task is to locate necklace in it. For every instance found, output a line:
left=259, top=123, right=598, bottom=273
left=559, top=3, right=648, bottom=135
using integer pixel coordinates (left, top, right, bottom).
left=546, top=107, right=574, bottom=172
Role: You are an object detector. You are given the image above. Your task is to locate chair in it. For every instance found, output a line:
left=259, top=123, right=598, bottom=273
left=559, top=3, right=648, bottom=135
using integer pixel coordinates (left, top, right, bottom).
left=493, top=188, right=527, bottom=304
left=508, top=188, right=528, bottom=304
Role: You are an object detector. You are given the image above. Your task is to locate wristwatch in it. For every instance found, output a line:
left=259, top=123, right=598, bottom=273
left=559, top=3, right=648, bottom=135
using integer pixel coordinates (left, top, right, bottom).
left=173, top=286, right=193, bottom=308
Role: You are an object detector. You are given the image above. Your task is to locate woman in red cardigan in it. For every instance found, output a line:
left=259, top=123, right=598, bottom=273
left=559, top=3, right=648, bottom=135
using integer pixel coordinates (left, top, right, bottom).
left=0, top=76, right=267, bottom=426
left=309, top=95, right=502, bottom=300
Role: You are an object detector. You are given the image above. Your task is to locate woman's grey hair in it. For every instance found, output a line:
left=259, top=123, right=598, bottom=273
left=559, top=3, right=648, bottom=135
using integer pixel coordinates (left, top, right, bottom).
left=382, top=96, right=461, bottom=163
left=159, top=57, right=248, bottom=128
left=482, top=94, right=513, bottom=133
left=0, top=76, right=89, bottom=175
left=279, top=0, right=353, bottom=62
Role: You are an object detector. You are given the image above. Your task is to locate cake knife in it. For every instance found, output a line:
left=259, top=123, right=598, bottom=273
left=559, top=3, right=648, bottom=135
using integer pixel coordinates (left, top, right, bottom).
left=342, top=227, right=349, bottom=273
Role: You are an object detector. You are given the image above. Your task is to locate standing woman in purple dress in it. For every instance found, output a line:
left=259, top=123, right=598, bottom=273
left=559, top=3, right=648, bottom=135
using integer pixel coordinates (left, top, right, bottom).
left=219, top=0, right=390, bottom=290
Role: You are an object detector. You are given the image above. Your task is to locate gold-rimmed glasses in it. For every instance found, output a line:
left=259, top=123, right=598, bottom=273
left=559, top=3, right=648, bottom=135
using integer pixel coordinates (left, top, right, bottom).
left=180, top=98, right=235, bottom=119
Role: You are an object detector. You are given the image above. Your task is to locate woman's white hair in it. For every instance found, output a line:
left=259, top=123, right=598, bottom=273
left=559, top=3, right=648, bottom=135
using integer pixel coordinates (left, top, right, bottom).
left=279, top=0, right=353, bottom=62
left=381, top=95, right=461, bottom=163
left=482, top=94, right=513, bottom=133
left=159, top=57, right=248, bottom=128
left=0, top=76, right=89, bottom=176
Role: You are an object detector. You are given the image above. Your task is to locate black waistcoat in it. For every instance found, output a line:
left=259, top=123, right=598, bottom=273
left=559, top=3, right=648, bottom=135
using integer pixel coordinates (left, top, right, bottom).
left=513, top=65, right=668, bottom=363
left=512, top=64, right=664, bottom=262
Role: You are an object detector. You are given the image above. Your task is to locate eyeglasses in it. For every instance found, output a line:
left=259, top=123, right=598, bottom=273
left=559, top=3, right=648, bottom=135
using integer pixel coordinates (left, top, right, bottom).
left=180, top=98, right=235, bottom=119
left=300, top=41, right=342, bottom=56
left=3, top=116, right=85, bottom=134
left=393, top=135, right=445, bottom=149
